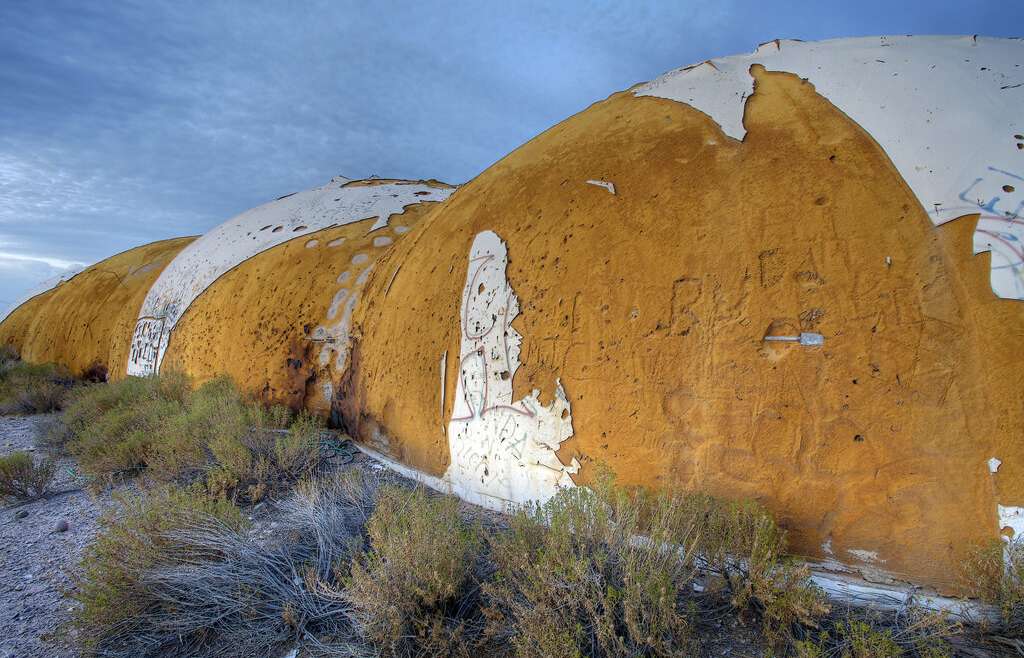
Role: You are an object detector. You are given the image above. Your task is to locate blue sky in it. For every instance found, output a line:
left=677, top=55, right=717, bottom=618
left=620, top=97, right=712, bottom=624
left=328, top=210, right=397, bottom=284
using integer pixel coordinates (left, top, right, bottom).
left=1, top=0, right=1021, bottom=310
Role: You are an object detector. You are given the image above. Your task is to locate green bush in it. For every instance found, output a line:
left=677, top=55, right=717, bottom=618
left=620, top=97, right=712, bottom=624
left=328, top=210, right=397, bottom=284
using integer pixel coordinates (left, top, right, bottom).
left=58, top=373, right=319, bottom=501
left=0, top=360, right=74, bottom=414
left=72, top=484, right=246, bottom=653
left=485, top=477, right=702, bottom=657
left=0, top=451, right=55, bottom=500
left=345, top=485, right=483, bottom=656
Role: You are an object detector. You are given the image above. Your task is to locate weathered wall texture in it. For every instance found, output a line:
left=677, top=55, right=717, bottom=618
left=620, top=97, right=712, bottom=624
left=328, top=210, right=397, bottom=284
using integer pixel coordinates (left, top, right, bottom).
left=127, top=177, right=453, bottom=377
left=342, top=63, right=1024, bottom=591
left=0, top=237, right=195, bottom=379
left=161, top=203, right=437, bottom=414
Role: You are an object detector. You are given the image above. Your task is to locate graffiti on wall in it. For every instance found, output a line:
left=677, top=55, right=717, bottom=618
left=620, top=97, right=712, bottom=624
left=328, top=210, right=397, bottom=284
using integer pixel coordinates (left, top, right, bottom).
left=444, top=231, right=579, bottom=509
left=959, top=167, right=1024, bottom=300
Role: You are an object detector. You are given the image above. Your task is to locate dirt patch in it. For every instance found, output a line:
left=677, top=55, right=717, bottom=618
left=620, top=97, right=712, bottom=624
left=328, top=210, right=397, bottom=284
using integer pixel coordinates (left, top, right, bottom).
left=0, top=415, right=108, bottom=658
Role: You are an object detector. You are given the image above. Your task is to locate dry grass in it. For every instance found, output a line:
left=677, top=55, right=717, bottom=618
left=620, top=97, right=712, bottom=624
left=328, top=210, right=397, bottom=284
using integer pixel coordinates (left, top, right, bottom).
left=0, top=450, right=55, bottom=500
left=961, top=538, right=1024, bottom=639
left=72, top=484, right=247, bottom=655
left=74, top=472, right=377, bottom=658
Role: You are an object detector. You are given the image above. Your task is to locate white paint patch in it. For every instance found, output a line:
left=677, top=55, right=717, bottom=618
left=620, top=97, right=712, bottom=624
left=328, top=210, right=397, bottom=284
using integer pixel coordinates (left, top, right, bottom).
left=847, top=548, right=884, bottom=564
left=634, top=36, right=1024, bottom=299
left=126, top=177, right=453, bottom=376
left=336, top=271, right=350, bottom=283
left=989, top=457, right=1002, bottom=473
left=393, top=225, right=410, bottom=234
left=351, top=253, right=369, bottom=266
left=443, top=231, right=580, bottom=510
left=373, top=236, right=393, bottom=248
left=327, top=238, right=346, bottom=248
left=999, top=505, right=1024, bottom=539
left=305, top=239, right=319, bottom=249
left=822, top=538, right=834, bottom=556
left=585, top=179, right=616, bottom=195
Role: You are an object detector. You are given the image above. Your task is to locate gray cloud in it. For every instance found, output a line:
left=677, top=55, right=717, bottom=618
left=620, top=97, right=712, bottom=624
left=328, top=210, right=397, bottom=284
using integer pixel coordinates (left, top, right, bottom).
left=1, top=0, right=1021, bottom=310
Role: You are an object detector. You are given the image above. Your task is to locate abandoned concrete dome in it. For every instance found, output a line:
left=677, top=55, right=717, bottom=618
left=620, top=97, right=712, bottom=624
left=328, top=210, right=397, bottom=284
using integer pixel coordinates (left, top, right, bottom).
left=2, top=35, right=1022, bottom=596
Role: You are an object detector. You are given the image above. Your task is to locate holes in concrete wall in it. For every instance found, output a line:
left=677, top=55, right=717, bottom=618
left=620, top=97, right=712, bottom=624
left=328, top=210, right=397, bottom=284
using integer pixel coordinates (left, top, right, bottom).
left=272, top=226, right=284, bottom=233
left=1004, top=184, right=1016, bottom=193
left=293, top=225, right=308, bottom=232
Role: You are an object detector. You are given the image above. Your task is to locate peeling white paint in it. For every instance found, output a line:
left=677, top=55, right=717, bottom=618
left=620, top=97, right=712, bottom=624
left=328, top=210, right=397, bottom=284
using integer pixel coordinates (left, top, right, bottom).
left=847, top=548, right=885, bottom=564
left=373, top=236, right=393, bottom=248
left=126, top=177, right=453, bottom=376
left=634, top=35, right=1024, bottom=299
left=585, top=179, right=616, bottom=195
left=998, top=505, right=1024, bottom=539
left=442, top=231, right=580, bottom=510
left=989, top=457, right=1002, bottom=473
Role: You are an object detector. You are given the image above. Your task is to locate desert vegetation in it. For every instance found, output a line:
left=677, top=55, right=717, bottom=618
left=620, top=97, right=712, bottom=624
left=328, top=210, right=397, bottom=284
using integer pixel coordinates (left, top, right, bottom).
left=50, top=372, right=321, bottom=502
left=68, top=467, right=962, bottom=657
left=0, top=450, right=55, bottom=501
left=0, top=345, right=74, bottom=414
left=0, top=364, right=989, bottom=656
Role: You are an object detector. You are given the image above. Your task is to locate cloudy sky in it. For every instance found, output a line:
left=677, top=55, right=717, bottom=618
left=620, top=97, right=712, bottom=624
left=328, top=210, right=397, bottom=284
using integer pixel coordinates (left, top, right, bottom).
left=0, top=1, right=1020, bottom=310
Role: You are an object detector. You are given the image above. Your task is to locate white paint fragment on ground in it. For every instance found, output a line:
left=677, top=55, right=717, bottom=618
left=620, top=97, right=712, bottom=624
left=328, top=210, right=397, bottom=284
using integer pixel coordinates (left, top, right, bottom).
left=634, top=35, right=1024, bottom=299
left=126, top=177, right=453, bottom=376
left=443, top=230, right=580, bottom=510
left=585, top=179, right=616, bottom=195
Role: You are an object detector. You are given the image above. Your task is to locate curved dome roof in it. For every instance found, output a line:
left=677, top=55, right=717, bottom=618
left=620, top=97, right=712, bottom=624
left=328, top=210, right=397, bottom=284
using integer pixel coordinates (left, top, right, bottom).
left=126, top=176, right=453, bottom=376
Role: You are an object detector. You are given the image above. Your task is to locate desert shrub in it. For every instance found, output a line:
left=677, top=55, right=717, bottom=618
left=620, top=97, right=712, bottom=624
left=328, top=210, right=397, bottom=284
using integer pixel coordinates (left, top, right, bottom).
left=0, top=451, right=55, bottom=500
left=961, top=538, right=1024, bottom=636
left=76, top=471, right=377, bottom=658
left=0, top=343, right=19, bottom=368
left=673, top=493, right=830, bottom=646
left=63, top=373, right=189, bottom=479
left=345, top=484, right=484, bottom=656
left=58, top=373, right=320, bottom=501
left=0, top=360, right=74, bottom=414
left=73, top=484, right=246, bottom=654
left=485, top=476, right=702, bottom=657
left=794, top=606, right=957, bottom=658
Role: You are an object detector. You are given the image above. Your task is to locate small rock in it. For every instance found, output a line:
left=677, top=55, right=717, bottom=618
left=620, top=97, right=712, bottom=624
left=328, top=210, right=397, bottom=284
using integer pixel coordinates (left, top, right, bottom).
left=15, top=509, right=28, bottom=519
left=54, top=519, right=69, bottom=533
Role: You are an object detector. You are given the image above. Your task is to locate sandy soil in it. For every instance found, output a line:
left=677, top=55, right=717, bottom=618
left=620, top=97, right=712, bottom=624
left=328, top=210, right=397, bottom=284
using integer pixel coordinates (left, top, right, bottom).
left=0, top=414, right=108, bottom=658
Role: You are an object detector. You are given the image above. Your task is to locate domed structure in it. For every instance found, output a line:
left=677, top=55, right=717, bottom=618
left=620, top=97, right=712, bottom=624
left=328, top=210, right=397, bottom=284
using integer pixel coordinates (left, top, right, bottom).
left=339, top=36, right=1024, bottom=591
left=0, top=237, right=195, bottom=379
left=2, top=35, right=1021, bottom=596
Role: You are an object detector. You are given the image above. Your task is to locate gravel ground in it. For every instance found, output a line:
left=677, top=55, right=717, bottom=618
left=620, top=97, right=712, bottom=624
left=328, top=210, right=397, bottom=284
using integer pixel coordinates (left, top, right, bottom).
left=0, top=414, right=111, bottom=658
